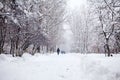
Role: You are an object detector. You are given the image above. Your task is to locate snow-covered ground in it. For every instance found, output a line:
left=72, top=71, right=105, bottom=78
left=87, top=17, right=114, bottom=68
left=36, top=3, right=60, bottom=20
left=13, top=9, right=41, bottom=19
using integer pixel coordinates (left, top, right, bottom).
left=0, top=53, right=120, bottom=80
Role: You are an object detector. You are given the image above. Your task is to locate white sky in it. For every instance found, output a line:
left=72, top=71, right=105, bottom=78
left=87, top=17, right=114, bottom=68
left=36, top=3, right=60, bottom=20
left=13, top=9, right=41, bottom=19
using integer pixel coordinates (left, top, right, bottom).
left=67, top=0, right=87, bottom=10
left=61, top=0, right=87, bottom=52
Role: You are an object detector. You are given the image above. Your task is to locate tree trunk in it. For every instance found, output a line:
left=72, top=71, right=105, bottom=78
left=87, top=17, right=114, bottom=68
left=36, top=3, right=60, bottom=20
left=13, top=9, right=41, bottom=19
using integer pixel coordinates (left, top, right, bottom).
left=106, top=38, right=111, bottom=57
left=0, top=38, right=4, bottom=54
left=15, top=36, right=19, bottom=56
left=10, top=39, right=15, bottom=57
left=0, top=34, right=4, bottom=54
left=31, top=45, right=37, bottom=55
left=47, top=45, right=49, bottom=53
left=18, top=38, right=31, bottom=56
left=37, top=46, right=40, bottom=53
left=0, top=15, right=6, bottom=54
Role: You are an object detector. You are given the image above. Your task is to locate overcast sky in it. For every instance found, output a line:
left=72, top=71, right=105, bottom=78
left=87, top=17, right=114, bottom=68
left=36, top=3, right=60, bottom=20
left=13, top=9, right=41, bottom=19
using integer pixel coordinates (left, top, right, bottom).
left=67, top=0, right=87, bottom=10
left=61, top=0, right=87, bottom=52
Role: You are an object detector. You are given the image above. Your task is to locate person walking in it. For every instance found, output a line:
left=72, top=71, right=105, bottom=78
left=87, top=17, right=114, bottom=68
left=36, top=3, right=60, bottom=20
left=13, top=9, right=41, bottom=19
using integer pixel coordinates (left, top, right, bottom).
left=57, top=48, right=60, bottom=55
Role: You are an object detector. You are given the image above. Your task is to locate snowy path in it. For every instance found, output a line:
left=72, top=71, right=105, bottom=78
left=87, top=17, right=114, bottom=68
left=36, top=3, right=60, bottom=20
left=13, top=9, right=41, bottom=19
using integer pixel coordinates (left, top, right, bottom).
left=0, top=53, right=120, bottom=80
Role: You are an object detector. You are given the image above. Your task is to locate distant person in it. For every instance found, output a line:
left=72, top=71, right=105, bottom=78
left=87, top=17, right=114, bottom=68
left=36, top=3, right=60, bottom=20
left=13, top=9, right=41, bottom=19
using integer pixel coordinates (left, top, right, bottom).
left=57, top=48, right=60, bottom=55
left=61, top=51, right=66, bottom=54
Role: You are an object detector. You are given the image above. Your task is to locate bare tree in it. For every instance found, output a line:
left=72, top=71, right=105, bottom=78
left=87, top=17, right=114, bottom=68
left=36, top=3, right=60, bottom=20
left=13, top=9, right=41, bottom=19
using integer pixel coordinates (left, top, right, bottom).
left=88, top=0, right=120, bottom=56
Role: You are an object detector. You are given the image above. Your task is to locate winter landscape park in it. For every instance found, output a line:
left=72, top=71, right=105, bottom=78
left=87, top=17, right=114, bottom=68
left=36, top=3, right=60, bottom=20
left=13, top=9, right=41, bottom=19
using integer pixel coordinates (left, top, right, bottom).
left=0, top=0, right=120, bottom=80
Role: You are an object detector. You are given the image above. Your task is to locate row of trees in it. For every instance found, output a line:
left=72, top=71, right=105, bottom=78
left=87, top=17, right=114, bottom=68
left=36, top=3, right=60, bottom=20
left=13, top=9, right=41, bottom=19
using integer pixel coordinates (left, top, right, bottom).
left=69, top=0, right=120, bottom=56
left=0, top=0, right=66, bottom=57
left=88, top=0, right=120, bottom=56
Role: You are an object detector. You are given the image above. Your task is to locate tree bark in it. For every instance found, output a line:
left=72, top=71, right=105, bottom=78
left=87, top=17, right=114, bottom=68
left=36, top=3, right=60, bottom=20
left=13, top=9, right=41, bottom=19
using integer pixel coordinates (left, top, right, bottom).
left=37, top=46, right=40, bottom=53
left=10, top=39, right=15, bottom=57
left=106, top=38, right=111, bottom=57
left=0, top=15, right=6, bottom=54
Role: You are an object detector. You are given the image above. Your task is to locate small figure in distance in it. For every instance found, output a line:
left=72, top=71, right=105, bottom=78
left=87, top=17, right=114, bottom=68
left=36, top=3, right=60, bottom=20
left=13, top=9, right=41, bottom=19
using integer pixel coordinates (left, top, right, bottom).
left=111, top=54, right=113, bottom=57
left=57, top=48, right=60, bottom=55
left=61, top=51, right=65, bottom=54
